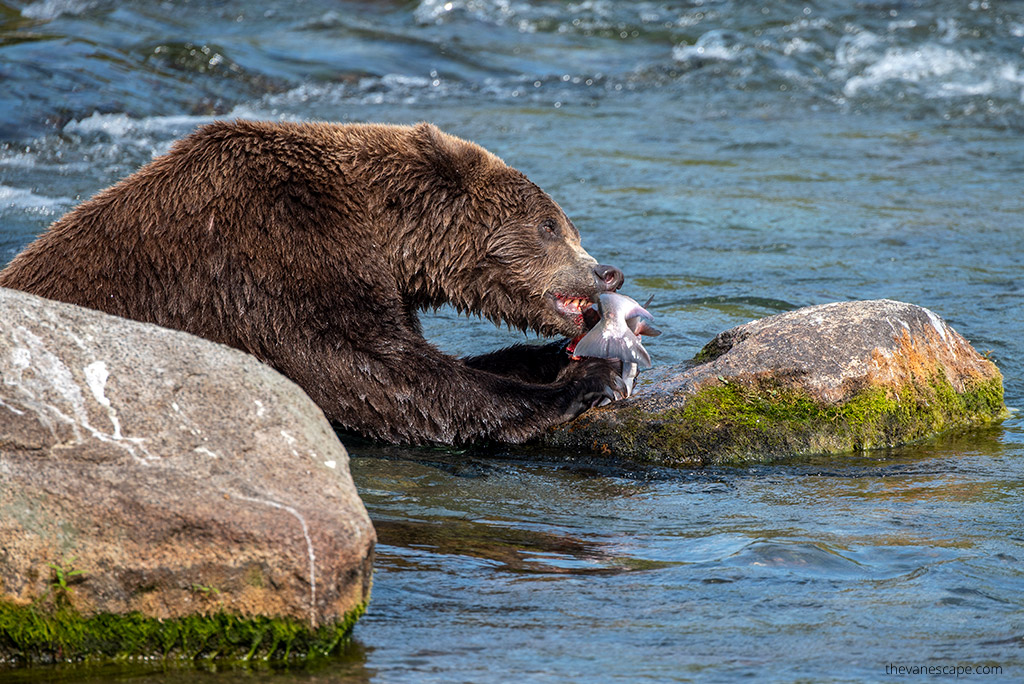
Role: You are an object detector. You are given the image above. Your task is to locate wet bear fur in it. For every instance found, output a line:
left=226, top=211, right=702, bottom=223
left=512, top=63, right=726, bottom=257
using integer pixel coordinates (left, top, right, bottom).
left=0, top=120, right=624, bottom=444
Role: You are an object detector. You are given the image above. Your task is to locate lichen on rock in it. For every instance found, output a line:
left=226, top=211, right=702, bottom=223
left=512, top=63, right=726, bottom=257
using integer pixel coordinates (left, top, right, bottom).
left=546, top=300, right=1008, bottom=466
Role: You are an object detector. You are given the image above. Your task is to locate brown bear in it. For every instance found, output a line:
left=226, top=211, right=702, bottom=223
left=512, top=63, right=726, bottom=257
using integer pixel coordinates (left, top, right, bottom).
left=0, top=120, right=626, bottom=445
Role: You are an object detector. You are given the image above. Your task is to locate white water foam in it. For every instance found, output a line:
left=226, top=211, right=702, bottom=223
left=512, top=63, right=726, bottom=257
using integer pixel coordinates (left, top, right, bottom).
left=673, top=30, right=742, bottom=63
left=21, top=0, right=95, bottom=21
left=843, top=43, right=985, bottom=97
left=61, top=107, right=301, bottom=156
left=0, top=185, right=70, bottom=214
left=417, top=0, right=518, bottom=23
left=834, top=28, right=1023, bottom=102
left=64, top=112, right=216, bottom=140
left=414, top=0, right=677, bottom=35
left=0, top=152, right=44, bottom=169
left=260, top=75, right=468, bottom=111
left=415, top=0, right=547, bottom=32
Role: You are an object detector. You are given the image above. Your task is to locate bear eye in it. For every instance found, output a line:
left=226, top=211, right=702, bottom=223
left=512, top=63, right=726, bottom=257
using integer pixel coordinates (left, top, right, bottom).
left=539, top=218, right=560, bottom=239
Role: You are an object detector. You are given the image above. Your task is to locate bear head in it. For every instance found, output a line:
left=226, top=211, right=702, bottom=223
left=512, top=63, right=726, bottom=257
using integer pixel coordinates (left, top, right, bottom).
left=392, top=123, right=623, bottom=338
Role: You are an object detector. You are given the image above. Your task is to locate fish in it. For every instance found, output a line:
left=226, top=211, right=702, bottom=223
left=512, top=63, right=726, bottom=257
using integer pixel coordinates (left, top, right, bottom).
left=570, top=292, right=660, bottom=402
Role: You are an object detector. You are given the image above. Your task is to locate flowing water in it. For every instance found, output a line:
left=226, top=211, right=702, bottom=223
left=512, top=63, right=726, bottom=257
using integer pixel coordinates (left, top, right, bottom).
left=2, top=1, right=1023, bottom=681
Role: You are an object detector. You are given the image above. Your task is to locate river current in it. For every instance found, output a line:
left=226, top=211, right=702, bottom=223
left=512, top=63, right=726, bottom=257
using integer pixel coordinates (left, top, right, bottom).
left=2, top=1, right=1023, bottom=682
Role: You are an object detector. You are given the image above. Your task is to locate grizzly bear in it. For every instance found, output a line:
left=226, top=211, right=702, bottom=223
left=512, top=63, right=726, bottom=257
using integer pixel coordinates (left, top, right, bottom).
left=0, top=120, right=626, bottom=445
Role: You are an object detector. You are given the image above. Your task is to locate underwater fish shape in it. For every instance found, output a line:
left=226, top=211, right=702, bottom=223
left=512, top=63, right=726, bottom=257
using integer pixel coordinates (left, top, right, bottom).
left=572, top=292, right=660, bottom=401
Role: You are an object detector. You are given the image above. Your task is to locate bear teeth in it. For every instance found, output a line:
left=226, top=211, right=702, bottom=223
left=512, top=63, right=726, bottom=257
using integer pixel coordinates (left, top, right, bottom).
left=556, top=295, right=589, bottom=314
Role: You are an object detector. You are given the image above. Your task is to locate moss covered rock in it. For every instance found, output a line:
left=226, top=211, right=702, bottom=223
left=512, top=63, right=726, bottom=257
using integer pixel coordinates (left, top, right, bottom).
left=546, top=300, right=1008, bottom=466
left=0, top=288, right=375, bottom=664
left=0, top=602, right=367, bottom=664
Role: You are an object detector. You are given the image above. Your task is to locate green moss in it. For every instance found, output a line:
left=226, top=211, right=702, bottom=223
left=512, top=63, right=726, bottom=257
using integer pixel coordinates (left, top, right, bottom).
left=244, top=565, right=265, bottom=589
left=577, top=372, right=1008, bottom=467
left=0, top=599, right=366, bottom=666
left=691, top=339, right=730, bottom=365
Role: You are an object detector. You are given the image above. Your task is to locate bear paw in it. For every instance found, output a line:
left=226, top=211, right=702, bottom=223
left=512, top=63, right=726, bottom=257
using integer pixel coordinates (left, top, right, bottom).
left=558, top=357, right=627, bottom=420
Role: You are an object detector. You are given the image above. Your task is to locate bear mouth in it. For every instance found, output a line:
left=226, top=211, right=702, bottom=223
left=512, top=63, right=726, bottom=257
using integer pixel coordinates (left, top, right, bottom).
left=550, top=293, right=598, bottom=331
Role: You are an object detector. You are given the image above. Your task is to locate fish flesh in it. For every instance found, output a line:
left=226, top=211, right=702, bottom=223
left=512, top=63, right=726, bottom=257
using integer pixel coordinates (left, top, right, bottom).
left=571, top=292, right=660, bottom=401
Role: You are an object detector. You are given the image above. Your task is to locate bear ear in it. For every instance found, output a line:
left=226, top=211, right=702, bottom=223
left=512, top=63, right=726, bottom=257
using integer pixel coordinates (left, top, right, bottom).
left=413, top=122, right=491, bottom=188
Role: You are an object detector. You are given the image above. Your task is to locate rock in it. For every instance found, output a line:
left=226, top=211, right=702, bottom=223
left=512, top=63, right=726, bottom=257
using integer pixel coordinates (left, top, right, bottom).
left=0, top=287, right=375, bottom=663
left=546, top=300, right=1008, bottom=467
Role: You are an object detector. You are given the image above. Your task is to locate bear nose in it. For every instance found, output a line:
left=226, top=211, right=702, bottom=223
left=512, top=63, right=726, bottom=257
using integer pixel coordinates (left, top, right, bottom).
left=593, top=264, right=624, bottom=292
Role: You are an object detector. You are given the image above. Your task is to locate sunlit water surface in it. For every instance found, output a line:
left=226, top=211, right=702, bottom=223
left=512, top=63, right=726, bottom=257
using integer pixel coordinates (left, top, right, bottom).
left=1, top=0, right=1023, bottom=681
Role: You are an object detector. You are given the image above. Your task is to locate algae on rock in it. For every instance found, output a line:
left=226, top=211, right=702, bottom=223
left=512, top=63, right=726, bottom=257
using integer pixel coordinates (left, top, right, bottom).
left=0, top=599, right=367, bottom=665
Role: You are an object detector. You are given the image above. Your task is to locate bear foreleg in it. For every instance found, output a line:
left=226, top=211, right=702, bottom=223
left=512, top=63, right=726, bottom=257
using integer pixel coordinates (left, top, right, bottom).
left=275, top=335, right=623, bottom=445
left=463, top=340, right=577, bottom=384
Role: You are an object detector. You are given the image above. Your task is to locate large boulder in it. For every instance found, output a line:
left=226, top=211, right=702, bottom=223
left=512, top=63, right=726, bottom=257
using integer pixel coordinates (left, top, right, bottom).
left=0, top=287, right=375, bottom=663
left=546, top=300, right=1008, bottom=466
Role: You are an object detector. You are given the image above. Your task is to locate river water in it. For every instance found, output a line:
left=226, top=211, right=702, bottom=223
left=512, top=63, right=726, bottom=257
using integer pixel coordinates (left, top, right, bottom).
left=2, top=1, right=1023, bottom=682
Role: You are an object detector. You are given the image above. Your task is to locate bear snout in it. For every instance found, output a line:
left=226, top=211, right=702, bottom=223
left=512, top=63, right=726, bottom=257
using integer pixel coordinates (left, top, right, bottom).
left=593, top=264, right=624, bottom=293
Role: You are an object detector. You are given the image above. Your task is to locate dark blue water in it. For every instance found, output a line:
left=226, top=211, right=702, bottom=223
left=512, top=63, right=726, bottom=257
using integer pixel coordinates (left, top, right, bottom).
left=2, top=1, right=1023, bottom=681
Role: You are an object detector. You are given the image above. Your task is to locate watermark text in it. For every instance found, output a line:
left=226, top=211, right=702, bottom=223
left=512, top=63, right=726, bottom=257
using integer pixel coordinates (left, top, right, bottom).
left=885, top=663, right=1003, bottom=678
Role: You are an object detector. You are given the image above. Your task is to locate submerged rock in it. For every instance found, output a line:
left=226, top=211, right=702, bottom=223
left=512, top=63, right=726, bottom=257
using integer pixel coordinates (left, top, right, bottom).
left=0, top=287, right=375, bottom=663
left=546, top=300, right=1008, bottom=467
